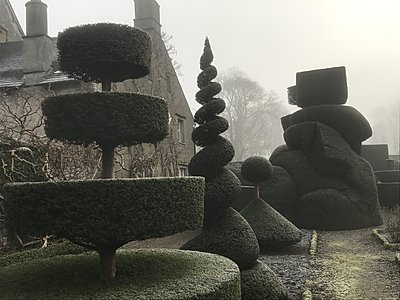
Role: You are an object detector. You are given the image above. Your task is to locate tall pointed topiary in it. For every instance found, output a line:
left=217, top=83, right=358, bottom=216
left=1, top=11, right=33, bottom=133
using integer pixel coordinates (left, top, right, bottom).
left=189, top=38, right=241, bottom=225
left=183, top=38, right=288, bottom=300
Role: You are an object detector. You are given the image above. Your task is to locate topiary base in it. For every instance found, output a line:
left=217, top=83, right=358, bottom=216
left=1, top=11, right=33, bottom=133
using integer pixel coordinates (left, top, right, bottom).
left=0, top=249, right=240, bottom=299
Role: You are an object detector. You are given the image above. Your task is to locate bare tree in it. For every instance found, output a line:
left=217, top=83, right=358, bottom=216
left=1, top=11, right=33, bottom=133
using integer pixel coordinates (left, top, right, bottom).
left=369, top=99, right=400, bottom=155
left=219, top=68, right=285, bottom=160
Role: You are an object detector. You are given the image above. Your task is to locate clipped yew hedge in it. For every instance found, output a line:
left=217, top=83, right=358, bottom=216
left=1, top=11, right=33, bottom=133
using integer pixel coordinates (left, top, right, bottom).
left=57, top=23, right=151, bottom=82
left=42, top=92, right=169, bottom=147
left=4, top=177, right=204, bottom=250
left=0, top=249, right=241, bottom=300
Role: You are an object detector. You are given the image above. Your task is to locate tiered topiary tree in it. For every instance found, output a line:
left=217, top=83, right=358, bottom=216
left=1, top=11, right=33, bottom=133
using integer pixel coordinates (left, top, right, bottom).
left=4, top=23, right=205, bottom=281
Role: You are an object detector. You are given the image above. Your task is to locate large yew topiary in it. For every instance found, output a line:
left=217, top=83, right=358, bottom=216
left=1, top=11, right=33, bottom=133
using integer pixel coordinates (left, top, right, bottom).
left=5, top=23, right=206, bottom=282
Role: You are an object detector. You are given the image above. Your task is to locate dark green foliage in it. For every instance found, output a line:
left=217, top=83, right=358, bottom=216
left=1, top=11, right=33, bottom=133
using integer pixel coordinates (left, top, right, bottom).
left=197, top=65, right=217, bottom=89
left=203, top=167, right=241, bottom=227
left=0, top=241, right=89, bottom=268
left=0, top=249, right=241, bottom=299
left=181, top=208, right=259, bottom=270
left=189, top=136, right=235, bottom=179
left=270, top=147, right=350, bottom=196
left=282, top=105, right=372, bottom=154
left=57, top=23, right=151, bottom=82
left=195, top=82, right=222, bottom=105
left=0, top=138, right=47, bottom=185
left=4, top=177, right=205, bottom=251
left=241, top=156, right=273, bottom=184
left=194, top=98, right=226, bottom=124
left=42, top=92, right=169, bottom=147
left=298, top=189, right=382, bottom=230
left=200, top=38, right=214, bottom=71
left=375, top=170, right=400, bottom=183
left=240, top=260, right=288, bottom=300
left=241, top=197, right=302, bottom=249
left=295, top=66, right=348, bottom=108
left=192, top=117, right=229, bottom=147
left=377, top=183, right=400, bottom=208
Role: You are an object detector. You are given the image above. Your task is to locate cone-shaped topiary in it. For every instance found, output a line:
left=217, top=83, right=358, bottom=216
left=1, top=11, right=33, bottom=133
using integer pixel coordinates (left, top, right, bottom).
left=240, top=156, right=302, bottom=249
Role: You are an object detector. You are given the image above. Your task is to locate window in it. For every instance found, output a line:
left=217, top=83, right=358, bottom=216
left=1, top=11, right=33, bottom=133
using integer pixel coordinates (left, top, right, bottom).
left=178, top=166, right=188, bottom=177
left=177, top=118, right=185, bottom=144
left=0, top=27, right=7, bottom=43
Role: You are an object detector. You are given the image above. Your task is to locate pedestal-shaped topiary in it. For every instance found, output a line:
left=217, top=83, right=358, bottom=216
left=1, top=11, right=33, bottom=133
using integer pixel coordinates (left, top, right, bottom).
left=182, top=39, right=288, bottom=300
left=4, top=23, right=206, bottom=282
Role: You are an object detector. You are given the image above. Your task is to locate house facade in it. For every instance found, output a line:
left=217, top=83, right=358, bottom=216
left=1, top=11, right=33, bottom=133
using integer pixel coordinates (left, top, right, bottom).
left=0, top=0, right=195, bottom=178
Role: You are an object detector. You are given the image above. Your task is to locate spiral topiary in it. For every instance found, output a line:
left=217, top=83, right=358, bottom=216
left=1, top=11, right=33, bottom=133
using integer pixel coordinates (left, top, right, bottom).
left=188, top=38, right=239, bottom=225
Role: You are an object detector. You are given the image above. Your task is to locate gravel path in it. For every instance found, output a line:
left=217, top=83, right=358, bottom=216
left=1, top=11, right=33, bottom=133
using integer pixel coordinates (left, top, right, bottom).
left=310, top=228, right=400, bottom=300
left=261, top=230, right=312, bottom=300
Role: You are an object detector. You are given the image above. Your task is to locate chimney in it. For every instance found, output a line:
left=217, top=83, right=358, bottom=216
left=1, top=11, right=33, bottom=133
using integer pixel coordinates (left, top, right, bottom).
left=23, top=0, right=53, bottom=84
left=134, top=0, right=161, bottom=35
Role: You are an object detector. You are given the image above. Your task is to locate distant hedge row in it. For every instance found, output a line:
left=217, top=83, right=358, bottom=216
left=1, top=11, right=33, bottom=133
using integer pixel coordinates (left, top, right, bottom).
left=42, top=92, right=169, bottom=147
left=4, top=177, right=205, bottom=250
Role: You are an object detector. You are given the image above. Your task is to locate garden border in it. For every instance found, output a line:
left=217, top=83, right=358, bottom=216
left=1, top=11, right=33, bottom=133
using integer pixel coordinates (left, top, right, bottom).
left=302, top=229, right=317, bottom=300
left=372, top=228, right=400, bottom=251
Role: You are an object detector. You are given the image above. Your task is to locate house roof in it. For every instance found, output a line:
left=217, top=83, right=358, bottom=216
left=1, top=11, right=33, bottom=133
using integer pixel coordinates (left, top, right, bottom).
left=4, top=0, right=24, bottom=36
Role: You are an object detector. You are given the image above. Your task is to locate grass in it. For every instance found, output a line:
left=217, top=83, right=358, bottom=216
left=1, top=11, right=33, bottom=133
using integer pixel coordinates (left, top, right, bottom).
left=382, top=206, right=400, bottom=243
left=0, top=248, right=240, bottom=300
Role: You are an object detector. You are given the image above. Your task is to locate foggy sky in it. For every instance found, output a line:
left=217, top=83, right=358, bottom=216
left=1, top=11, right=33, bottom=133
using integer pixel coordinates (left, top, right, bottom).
left=11, top=0, right=400, bottom=149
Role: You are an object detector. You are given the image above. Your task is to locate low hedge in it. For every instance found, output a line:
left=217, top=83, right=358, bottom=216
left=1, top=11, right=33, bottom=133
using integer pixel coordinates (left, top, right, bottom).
left=42, top=92, right=169, bottom=147
left=0, top=240, right=89, bottom=268
left=57, top=23, right=151, bottom=82
left=0, top=249, right=241, bottom=299
left=4, top=177, right=204, bottom=251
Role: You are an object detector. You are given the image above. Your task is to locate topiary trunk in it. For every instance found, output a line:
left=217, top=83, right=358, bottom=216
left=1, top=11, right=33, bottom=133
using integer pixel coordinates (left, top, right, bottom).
left=98, top=248, right=116, bottom=280
left=101, top=144, right=115, bottom=179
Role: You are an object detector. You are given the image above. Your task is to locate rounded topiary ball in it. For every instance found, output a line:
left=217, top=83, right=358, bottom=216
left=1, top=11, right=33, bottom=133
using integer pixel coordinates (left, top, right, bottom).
left=57, top=23, right=152, bottom=82
left=241, top=156, right=273, bottom=184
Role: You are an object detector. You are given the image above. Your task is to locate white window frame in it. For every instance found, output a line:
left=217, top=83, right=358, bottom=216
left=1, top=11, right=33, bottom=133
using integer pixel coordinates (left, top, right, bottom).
left=177, top=117, right=185, bottom=144
left=178, top=165, right=188, bottom=177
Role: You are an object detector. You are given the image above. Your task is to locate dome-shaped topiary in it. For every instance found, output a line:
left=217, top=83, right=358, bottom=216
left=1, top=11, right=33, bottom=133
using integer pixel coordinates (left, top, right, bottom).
left=57, top=23, right=151, bottom=83
left=241, top=156, right=273, bottom=184
left=42, top=92, right=169, bottom=148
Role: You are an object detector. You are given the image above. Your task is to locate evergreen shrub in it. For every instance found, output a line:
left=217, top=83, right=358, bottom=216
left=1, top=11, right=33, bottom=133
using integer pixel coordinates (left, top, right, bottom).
left=42, top=92, right=169, bottom=147
left=4, top=177, right=205, bottom=250
left=241, top=156, right=273, bottom=184
left=57, top=23, right=151, bottom=82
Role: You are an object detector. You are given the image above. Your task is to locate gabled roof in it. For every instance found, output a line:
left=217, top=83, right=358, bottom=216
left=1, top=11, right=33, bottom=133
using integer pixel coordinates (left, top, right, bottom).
left=1, top=0, right=25, bottom=37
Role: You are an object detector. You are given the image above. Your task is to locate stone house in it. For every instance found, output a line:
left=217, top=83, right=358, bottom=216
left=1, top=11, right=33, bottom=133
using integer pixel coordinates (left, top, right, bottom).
left=0, top=0, right=195, bottom=178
